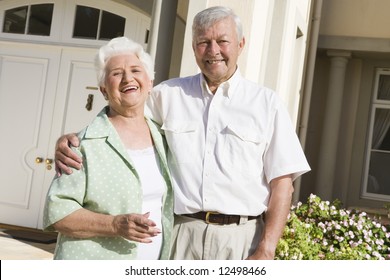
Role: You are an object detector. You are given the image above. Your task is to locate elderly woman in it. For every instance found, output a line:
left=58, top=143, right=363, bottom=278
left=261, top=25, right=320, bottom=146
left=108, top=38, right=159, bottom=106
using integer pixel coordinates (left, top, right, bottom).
left=43, top=37, right=173, bottom=260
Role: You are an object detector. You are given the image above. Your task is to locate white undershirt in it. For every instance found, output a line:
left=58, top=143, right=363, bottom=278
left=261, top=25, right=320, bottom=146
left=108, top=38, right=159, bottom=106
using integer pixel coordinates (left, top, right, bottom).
left=127, top=146, right=166, bottom=260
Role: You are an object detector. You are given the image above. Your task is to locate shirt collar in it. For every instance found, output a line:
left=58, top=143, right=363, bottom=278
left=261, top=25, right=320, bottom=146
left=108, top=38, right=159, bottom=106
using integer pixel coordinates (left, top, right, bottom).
left=200, top=67, right=242, bottom=98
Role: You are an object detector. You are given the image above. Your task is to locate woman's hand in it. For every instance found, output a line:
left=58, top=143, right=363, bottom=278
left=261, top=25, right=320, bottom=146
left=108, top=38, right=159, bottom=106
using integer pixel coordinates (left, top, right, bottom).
left=53, top=210, right=160, bottom=242
left=113, top=212, right=161, bottom=243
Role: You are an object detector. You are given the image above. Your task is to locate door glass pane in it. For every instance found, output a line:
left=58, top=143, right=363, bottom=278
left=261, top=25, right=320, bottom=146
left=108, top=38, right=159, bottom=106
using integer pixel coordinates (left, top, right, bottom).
left=99, top=11, right=125, bottom=40
left=28, top=4, right=54, bottom=36
left=3, top=6, right=28, bottom=34
left=73, top=5, right=99, bottom=39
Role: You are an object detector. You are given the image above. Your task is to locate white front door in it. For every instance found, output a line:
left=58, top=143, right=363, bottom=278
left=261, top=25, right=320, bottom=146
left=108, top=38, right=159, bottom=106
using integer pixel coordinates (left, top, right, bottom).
left=0, top=42, right=61, bottom=228
left=0, top=0, right=152, bottom=229
left=0, top=42, right=102, bottom=229
left=53, top=48, right=107, bottom=135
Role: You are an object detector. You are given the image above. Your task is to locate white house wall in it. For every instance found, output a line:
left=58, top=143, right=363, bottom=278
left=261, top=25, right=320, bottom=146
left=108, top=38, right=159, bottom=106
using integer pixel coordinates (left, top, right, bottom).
left=178, top=0, right=207, bottom=78
left=320, top=0, right=390, bottom=39
left=271, top=0, right=312, bottom=125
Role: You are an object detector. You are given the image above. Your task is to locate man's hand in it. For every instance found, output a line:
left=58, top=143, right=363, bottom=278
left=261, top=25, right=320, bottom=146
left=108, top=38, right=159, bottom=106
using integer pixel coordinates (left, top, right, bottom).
left=55, top=133, right=82, bottom=175
left=246, top=243, right=275, bottom=260
left=246, top=175, right=293, bottom=260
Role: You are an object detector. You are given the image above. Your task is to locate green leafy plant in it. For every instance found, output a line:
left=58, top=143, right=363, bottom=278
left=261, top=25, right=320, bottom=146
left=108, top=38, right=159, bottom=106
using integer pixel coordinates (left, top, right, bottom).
left=384, top=203, right=390, bottom=218
left=275, top=194, right=390, bottom=260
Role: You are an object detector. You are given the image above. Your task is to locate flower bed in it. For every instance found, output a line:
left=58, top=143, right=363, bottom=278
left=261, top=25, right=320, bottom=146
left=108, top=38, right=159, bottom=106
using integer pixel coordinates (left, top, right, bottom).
left=275, top=194, right=390, bottom=260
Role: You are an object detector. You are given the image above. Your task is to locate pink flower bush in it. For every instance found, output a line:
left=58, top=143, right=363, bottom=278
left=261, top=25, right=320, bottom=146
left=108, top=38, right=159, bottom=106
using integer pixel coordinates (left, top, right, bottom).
left=275, top=194, right=390, bottom=260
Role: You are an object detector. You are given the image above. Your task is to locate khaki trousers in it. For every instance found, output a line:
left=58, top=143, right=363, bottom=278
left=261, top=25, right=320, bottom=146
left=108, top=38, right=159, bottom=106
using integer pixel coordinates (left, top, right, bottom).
left=170, top=214, right=264, bottom=260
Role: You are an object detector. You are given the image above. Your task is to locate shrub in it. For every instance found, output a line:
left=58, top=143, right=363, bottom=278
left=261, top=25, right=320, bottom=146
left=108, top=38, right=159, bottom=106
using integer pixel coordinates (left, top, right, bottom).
left=275, top=194, right=390, bottom=260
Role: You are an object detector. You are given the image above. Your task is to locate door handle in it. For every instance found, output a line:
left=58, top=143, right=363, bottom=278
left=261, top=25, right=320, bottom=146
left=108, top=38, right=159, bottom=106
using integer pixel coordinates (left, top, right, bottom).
left=85, top=94, right=94, bottom=111
left=35, top=157, right=53, bottom=170
left=45, top=158, right=53, bottom=170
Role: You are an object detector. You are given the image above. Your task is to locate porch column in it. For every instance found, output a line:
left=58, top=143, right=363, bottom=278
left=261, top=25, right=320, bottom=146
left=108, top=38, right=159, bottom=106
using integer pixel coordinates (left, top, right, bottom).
left=315, top=50, right=351, bottom=201
left=149, top=0, right=178, bottom=85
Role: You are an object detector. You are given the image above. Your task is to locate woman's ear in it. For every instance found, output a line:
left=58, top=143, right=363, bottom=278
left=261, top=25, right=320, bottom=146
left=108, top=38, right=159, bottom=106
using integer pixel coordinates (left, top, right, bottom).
left=100, top=86, right=108, bottom=100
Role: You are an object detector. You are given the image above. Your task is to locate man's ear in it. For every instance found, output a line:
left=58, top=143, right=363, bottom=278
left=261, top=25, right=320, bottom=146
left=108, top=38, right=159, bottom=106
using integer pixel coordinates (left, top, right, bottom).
left=238, top=36, right=245, bottom=54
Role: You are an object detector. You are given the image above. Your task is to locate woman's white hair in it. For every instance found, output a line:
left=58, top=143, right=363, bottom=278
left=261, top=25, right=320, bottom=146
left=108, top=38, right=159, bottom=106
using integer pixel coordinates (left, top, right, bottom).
left=95, top=37, right=154, bottom=86
left=192, top=6, right=243, bottom=42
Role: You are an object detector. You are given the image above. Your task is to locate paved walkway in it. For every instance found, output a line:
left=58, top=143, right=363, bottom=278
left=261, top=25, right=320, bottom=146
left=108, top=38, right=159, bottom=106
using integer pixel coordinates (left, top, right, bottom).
left=0, top=228, right=55, bottom=260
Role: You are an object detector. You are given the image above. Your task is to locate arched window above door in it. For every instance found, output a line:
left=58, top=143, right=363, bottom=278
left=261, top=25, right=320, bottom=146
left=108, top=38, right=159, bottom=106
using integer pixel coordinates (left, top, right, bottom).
left=0, top=0, right=150, bottom=47
left=3, top=4, right=54, bottom=36
left=73, top=5, right=125, bottom=40
left=2, top=3, right=125, bottom=40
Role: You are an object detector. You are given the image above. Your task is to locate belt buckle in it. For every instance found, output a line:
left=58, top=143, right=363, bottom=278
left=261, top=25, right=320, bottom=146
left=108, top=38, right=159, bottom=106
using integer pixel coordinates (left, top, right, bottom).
left=205, top=211, right=219, bottom=224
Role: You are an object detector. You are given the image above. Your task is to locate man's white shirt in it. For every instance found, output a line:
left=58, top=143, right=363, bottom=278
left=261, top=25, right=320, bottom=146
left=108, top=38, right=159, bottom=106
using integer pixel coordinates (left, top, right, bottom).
left=146, top=70, right=310, bottom=216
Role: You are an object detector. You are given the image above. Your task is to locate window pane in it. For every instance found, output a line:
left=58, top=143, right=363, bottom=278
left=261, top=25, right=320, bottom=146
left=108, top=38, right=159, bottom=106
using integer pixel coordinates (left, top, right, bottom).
left=99, top=11, right=125, bottom=40
left=367, top=151, right=390, bottom=195
left=3, top=6, right=28, bottom=34
left=28, top=4, right=54, bottom=36
left=377, top=74, right=390, bottom=101
left=371, top=108, right=390, bottom=151
left=367, top=107, right=390, bottom=196
left=73, top=5, right=99, bottom=39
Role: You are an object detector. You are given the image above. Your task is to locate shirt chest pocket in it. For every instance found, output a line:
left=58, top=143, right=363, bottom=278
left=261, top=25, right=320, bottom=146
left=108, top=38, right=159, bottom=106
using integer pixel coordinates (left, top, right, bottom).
left=161, top=121, right=198, bottom=164
left=223, top=124, right=266, bottom=176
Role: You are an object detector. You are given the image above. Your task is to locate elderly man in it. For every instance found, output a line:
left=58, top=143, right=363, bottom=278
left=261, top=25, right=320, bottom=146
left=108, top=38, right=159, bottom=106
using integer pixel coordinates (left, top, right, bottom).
left=55, top=6, right=310, bottom=260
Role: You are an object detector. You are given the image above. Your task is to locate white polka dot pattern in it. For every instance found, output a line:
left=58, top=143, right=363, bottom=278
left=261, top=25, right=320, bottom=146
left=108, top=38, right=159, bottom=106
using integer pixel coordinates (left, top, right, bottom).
left=43, top=108, right=174, bottom=260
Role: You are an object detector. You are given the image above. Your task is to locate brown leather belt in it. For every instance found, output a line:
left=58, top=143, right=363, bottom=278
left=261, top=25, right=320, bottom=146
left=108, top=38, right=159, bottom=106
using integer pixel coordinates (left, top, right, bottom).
left=181, top=211, right=262, bottom=225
